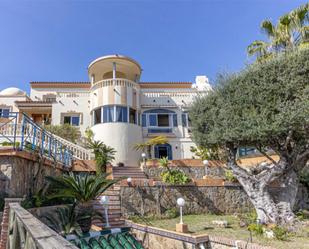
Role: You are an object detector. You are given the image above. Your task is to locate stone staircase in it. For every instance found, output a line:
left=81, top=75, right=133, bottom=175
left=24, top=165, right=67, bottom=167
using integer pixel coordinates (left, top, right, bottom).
left=112, top=166, right=148, bottom=180
left=94, top=185, right=126, bottom=228
left=93, top=166, right=148, bottom=229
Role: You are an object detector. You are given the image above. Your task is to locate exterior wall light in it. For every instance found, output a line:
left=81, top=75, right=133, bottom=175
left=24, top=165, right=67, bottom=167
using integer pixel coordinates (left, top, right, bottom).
left=176, top=197, right=188, bottom=233
left=203, top=159, right=209, bottom=176
left=100, top=195, right=110, bottom=227
left=127, top=177, right=132, bottom=187
left=141, top=153, right=146, bottom=171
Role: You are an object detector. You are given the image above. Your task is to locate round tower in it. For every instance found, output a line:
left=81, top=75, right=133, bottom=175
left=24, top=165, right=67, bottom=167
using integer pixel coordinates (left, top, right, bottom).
left=88, top=55, right=143, bottom=166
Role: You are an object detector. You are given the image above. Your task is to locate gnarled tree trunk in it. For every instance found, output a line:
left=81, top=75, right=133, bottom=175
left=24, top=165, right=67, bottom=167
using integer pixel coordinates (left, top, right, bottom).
left=226, top=146, right=301, bottom=225
left=275, top=169, right=298, bottom=224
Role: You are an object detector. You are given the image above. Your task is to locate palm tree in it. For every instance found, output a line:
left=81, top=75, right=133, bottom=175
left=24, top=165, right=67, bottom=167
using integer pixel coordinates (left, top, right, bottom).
left=87, top=140, right=116, bottom=174
left=247, top=3, right=309, bottom=60
left=46, top=172, right=119, bottom=233
left=133, top=135, right=168, bottom=159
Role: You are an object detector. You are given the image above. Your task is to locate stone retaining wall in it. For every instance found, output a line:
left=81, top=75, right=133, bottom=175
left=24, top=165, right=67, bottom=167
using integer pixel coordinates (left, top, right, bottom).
left=143, top=165, right=225, bottom=179
left=0, top=150, right=64, bottom=198
left=128, top=221, right=275, bottom=249
left=120, top=185, right=254, bottom=217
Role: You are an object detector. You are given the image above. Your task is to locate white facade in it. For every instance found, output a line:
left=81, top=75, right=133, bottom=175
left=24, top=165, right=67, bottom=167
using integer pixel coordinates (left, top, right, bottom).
left=0, top=55, right=212, bottom=166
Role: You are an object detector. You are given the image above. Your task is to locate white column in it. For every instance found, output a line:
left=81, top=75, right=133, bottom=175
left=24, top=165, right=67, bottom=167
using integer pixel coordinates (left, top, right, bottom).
left=113, top=62, right=116, bottom=79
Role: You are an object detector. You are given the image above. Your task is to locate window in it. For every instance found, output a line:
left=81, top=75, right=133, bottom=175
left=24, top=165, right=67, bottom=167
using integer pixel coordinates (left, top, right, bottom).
left=63, top=116, right=71, bottom=124
left=157, top=114, right=169, bottom=127
left=239, top=147, right=257, bottom=157
left=129, top=108, right=136, bottom=124
left=103, top=106, right=114, bottom=123
left=0, top=108, right=10, bottom=118
left=63, top=115, right=80, bottom=126
left=116, top=106, right=127, bottom=122
left=43, top=94, right=56, bottom=102
left=94, top=108, right=101, bottom=125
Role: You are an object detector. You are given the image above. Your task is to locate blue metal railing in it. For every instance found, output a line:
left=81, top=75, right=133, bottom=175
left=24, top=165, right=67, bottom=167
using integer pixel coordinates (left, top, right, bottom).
left=0, top=112, right=73, bottom=167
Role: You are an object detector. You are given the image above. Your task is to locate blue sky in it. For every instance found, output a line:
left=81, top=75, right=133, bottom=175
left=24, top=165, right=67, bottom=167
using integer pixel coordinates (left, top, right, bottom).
left=0, top=0, right=306, bottom=92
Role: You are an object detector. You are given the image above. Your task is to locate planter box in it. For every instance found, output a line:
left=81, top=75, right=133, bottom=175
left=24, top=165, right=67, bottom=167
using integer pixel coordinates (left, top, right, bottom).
left=194, top=178, right=224, bottom=186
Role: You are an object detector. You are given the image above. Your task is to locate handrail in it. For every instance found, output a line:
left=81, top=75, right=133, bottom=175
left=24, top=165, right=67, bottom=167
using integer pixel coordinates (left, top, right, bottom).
left=0, top=112, right=93, bottom=162
left=0, top=112, right=73, bottom=167
left=7, top=202, right=78, bottom=249
left=52, top=133, right=93, bottom=160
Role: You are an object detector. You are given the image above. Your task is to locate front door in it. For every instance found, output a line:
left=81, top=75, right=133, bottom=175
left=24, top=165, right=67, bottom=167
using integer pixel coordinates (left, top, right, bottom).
left=154, top=144, right=172, bottom=160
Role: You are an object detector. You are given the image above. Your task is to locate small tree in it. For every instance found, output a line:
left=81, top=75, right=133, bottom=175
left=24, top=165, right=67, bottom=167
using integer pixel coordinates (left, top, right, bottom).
left=134, top=135, right=168, bottom=159
left=190, top=49, right=309, bottom=225
left=45, top=124, right=80, bottom=143
left=87, top=140, right=116, bottom=175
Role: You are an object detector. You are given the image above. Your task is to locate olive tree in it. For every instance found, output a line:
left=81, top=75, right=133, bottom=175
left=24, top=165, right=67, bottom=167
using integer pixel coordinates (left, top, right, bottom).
left=190, top=49, right=309, bottom=225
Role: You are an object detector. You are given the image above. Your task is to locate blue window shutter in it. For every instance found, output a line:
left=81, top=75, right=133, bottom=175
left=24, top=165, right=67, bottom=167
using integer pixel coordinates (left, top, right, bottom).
left=142, top=114, right=146, bottom=127
left=71, top=116, right=80, bottom=126
left=167, top=144, right=173, bottom=160
left=123, top=107, right=128, bottom=122
left=149, top=114, right=157, bottom=126
left=3, top=109, right=9, bottom=118
left=154, top=145, right=159, bottom=158
left=173, top=114, right=178, bottom=127
left=182, top=114, right=186, bottom=127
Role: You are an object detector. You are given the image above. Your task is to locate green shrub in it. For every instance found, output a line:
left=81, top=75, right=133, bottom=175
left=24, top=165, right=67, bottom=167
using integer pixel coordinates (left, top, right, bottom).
left=272, top=226, right=289, bottom=241
left=224, top=170, right=237, bottom=182
left=1, top=141, right=20, bottom=147
left=238, top=211, right=257, bottom=225
left=164, top=208, right=179, bottom=219
left=161, top=169, right=190, bottom=185
left=247, top=223, right=264, bottom=235
left=296, top=209, right=309, bottom=220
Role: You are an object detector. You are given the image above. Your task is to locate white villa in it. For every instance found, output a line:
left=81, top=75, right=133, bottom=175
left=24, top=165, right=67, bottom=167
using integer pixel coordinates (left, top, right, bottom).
left=0, top=55, right=212, bottom=166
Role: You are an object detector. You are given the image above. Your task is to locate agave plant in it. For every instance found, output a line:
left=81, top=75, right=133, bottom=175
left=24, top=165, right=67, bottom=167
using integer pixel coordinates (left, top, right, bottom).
left=42, top=205, right=84, bottom=236
left=158, top=157, right=170, bottom=171
left=46, top=172, right=119, bottom=233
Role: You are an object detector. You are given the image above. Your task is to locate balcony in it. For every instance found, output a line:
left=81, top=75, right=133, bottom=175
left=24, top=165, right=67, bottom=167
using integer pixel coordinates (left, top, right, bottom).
left=91, top=78, right=140, bottom=91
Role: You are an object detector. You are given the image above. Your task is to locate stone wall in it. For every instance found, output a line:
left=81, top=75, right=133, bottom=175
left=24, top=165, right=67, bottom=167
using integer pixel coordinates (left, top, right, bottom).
left=143, top=164, right=225, bottom=180
left=0, top=150, right=64, bottom=198
left=120, top=185, right=254, bottom=217
left=128, top=221, right=275, bottom=249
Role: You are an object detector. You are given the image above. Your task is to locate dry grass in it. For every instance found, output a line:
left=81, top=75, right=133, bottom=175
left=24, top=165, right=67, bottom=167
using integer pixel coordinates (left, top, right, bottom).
left=129, top=214, right=309, bottom=249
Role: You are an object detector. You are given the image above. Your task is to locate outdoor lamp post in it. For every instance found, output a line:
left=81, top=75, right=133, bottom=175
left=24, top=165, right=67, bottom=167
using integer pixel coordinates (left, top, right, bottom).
left=127, top=177, right=132, bottom=187
left=100, top=195, right=110, bottom=228
left=176, top=197, right=188, bottom=233
left=203, top=159, right=209, bottom=177
left=141, top=153, right=146, bottom=171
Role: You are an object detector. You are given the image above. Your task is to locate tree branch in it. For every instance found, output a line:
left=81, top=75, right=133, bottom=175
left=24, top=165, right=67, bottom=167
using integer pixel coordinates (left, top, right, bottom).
left=256, top=145, right=278, bottom=165
left=226, top=144, right=251, bottom=179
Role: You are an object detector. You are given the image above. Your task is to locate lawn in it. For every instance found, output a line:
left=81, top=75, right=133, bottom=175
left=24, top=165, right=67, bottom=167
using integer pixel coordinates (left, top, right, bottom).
left=129, top=214, right=309, bottom=249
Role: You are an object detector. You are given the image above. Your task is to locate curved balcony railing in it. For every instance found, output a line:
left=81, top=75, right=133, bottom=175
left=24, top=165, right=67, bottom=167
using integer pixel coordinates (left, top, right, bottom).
left=91, top=78, right=140, bottom=91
